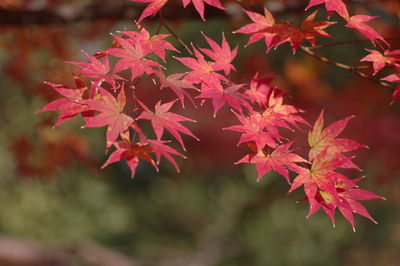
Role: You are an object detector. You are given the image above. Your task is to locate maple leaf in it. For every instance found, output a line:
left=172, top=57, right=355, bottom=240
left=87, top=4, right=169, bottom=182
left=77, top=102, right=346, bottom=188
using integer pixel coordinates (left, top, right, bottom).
left=391, top=85, right=400, bottom=105
left=155, top=70, right=198, bottom=108
left=289, top=148, right=358, bottom=195
left=225, top=90, right=307, bottom=151
left=306, top=0, right=349, bottom=19
left=244, top=73, right=274, bottom=108
left=336, top=183, right=385, bottom=231
left=308, top=110, right=366, bottom=161
left=360, top=49, right=400, bottom=75
left=174, top=46, right=226, bottom=89
left=235, top=9, right=335, bottom=54
left=200, top=32, right=238, bottom=76
left=36, top=79, right=88, bottom=128
left=233, top=8, right=276, bottom=50
left=261, top=91, right=309, bottom=132
left=121, top=26, right=178, bottom=61
left=136, top=100, right=198, bottom=151
left=345, top=15, right=388, bottom=47
left=102, top=138, right=157, bottom=178
left=299, top=177, right=385, bottom=230
left=197, top=83, right=249, bottom=116
left=108, top=35, right=160, bottom=81
left=146, top=139, right=186, bottom=172
left=224, top=111, right=279, bottom=151
left=382, top=72, right=400, bottom=104
left=67, top=51, right=124, bottom=86
left=131, top=0, right=168, bottom=23
left=264, top=11, right=336, bottom=53
left=382, top=71, right=400, bottom=83
left=236, top=142, right=308, bottom=183
left=289, top=148, right=361, bottom=225
left=181, top=0, right=225, bottom=21
left=82, top=86, right=134, bottom=148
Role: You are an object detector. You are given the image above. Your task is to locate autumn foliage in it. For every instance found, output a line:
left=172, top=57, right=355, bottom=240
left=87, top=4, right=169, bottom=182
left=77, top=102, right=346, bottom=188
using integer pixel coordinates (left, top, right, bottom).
left=36, top=0, right=400, bottom=230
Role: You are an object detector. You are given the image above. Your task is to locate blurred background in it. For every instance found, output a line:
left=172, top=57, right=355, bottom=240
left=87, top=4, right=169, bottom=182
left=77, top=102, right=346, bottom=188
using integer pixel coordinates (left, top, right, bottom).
left=0, top=0, right=399, bottom=265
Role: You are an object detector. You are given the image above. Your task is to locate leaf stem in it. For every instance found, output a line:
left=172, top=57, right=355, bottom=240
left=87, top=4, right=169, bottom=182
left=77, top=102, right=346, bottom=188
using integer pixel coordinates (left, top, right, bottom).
left=159, top=11, right=193, bottom=56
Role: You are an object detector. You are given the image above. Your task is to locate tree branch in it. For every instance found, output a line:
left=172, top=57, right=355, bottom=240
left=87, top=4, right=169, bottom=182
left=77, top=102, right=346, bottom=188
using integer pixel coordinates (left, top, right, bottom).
left=300, top=46, right=393, bottom=88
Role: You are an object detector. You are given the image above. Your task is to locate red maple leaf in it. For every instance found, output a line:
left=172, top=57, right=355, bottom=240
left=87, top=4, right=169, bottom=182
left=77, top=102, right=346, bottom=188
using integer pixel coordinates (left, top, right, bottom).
left=297, top=176, right=385, bottom=231
left=224, top=111, right=280, bottom=151
left=345, top=15, right=388, bottom=47
left=36, top=78, right=89, bottom=128
left=67, top=51, right=124, bottom=86
left=197, top=83, right=249, bottom=116
left=102, top=138, right=157, bottom=177
left=236, top=9, right=335, bottom=54
left=174, top=46, right=226, bottom=89
left=146, top=139, right=186, bottom=172
left=155, top=70, right=198, bottom=108
left=136, top=100, right=198, bottom=151
left=236, top=142, right=307, bottom=183
left=121, top=26, right=178, bottom=61
left=306, top=0, right=349, bottom=18
left=361, top=49, right=400, bottom=75
left=233, top=8, right=276, bottom=50
left=82, top=86, right=134, bottom=148
left=181, top=0, right=225, bottom=21
left=308, top=110, right=366, bottom=161
left=200, top=32, right=238, bottom=76
left=335, top=180, right=385, bottom=231
left=264, top=11, right=336, bottom=53
left=131, top=0, right=168, bottom=23
left=244, top=73, right=274, bottom=109
left=288, top=148, right=361, bottom=224
left=382, top=71, right=400, bottom=104
left=108, top=35, right=160, bottom=81
left=261, top=91, right=309, bottom=132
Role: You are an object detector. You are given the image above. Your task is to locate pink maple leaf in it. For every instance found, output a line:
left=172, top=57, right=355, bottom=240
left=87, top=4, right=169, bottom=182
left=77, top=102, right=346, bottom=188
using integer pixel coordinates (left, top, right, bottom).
left=108, top=35, right=160, bottom=81
left=136, top=100, right=198, bottom=151
left=121, top=26, right=178, bottom=61
left=200, top=32, right=238, bottom=76
left=36, top=79, right=89, bottom=128
left=345, top=15, right=388, bottom=47
left=361, top=49, right=400, bottom=75
left=244, top=73, right=274, bottom=108
left=174, top=46, right=226, bottom=89
left=306, top=0, right=349, bottom=19
left=381, top=71, right=400, bottom=104
left=182, top=0, right=225, bottom=21
left=197, top=83, right=249, bottom=116
left=102, top=138, right=157, bottom=178
left=131, top=0, right=168, bottom=23
left=82, top=86, right=134, bottom=148
left=146, top=139, right=186, bottom=172
left=155, top=70, right=198, bottom=108
left=308, top=110, right=366, bottom=161
left=236, top=142, right=308, bottom=183
left=224, top=111, right=279, bottom=151
left=67, top=51, right=124, bottom=87
left=233, top=8, right=276, bottom=50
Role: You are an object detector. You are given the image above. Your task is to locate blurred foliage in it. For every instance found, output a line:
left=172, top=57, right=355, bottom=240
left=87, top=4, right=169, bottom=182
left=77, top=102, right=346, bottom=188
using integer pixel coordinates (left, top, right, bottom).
left=0, top=0, right=400, bottom=265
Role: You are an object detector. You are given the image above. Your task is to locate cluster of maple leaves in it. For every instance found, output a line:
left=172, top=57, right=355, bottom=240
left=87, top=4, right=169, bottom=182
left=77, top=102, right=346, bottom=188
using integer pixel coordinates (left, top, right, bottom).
left=37, top=0, right=397, bottom=230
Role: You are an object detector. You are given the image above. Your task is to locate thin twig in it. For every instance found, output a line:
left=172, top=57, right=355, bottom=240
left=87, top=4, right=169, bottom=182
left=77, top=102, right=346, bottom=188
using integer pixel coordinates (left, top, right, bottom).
left=311, top=38, right=400, bottom=49
left=300, top=46, right=393, bottom=88
left=159, top=11, right=193, bottom=56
